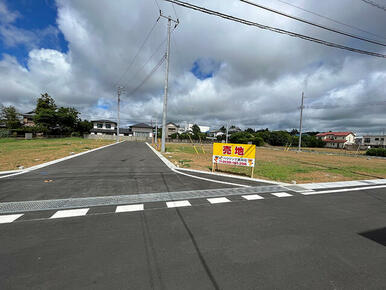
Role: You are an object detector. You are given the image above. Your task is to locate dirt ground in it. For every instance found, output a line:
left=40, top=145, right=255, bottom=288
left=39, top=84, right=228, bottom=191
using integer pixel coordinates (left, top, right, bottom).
left=161, top=143, right=386, bottom=184
left=0, top=137, right=114, bottom=171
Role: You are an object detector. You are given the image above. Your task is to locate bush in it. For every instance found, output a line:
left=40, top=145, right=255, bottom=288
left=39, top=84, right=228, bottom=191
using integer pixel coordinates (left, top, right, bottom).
left=0, top=129, right=9, bottom=138
left=366, top=148, right=386, bottom=157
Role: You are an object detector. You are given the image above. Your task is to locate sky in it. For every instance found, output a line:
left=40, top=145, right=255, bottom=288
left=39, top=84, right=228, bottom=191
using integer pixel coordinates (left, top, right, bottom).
left=0, top=0, right=385, bottom=135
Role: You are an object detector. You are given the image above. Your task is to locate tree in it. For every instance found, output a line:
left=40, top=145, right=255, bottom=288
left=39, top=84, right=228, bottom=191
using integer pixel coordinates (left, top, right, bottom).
left=245, top=128, right=255, bottom=134
left=76, top=120, right=93, bottom=134
left=0, top=105, right=21, bottom=129
left=57, top=107, right=80, bottom=134
left=34, top=93, right=57, bottom=130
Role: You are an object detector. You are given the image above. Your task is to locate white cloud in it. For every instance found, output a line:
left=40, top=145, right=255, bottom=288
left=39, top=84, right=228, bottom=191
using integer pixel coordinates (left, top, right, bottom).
left=0, top=0, right=385, bottom=134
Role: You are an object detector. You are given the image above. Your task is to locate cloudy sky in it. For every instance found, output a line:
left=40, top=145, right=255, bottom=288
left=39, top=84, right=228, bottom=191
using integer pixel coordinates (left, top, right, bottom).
left=0, top=0, right=385, bottom=134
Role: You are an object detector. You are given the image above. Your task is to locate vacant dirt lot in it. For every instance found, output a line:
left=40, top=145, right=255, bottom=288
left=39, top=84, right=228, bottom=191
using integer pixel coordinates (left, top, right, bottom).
left=161, top=143, right=386, bottom=184
left=0, top=137, right=113, bottom=171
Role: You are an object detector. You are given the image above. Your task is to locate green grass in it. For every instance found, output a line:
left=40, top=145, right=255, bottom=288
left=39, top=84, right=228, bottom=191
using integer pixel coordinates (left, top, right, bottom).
left=0, top=137, right=88, bottom=152
left=166, top=145, right=199, bottom=154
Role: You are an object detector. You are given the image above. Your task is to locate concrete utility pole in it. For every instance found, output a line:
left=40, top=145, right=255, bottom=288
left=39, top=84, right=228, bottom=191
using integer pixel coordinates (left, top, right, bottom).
left=298, top=91, right=304, bottom=151
left=226, top=122, right=229, bottom=143
left=155, top=120, right=158, bottom=145
left=160, top=12, right=179, bottom=153
left=116, top=86, right=125, bottom=143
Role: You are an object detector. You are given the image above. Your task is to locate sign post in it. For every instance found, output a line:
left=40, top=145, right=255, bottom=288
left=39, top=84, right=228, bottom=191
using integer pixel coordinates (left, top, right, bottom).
left=212, top=143, right=256, bottom=178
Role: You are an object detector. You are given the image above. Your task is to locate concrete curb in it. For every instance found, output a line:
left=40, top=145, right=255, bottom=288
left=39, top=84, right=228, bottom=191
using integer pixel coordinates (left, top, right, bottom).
left=0, top=141, right=124, bottom=179
left=0, top=170, right=23, bottom=175
left=176, top=167, right=288, bottom=186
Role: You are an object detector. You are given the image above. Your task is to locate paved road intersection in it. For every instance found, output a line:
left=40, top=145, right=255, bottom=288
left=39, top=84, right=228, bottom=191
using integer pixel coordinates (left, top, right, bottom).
left=0, top=142, right=385, bottom=289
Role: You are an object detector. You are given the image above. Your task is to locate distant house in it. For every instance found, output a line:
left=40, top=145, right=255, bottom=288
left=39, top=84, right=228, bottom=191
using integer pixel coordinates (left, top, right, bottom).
left=183, top=123, right=210, bottom=133
left=316, top=131, right=355, bottom=149
left=22, top=111, right=36, bottom=127
left=131, top=123, right=153, bottom=138
left=90, top=120, right=117, bottom=136
left=166, top=122, right=179, bottom=137
left=119, top=128, right=132, bottom=137
left=207, top=129, right=225, bottom=140
left=359, top=135, right=386, bottom=148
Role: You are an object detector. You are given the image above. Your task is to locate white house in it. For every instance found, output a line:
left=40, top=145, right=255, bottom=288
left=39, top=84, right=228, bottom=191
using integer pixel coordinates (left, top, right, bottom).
left=316, top=131, right=355, bottom=149
left=90, top=120, right=117, bottom=136
left=358, top=135, right=386, bottom=148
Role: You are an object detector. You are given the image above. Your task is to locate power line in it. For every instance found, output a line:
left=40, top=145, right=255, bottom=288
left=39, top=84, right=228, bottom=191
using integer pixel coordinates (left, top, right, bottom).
left=126, top=53, right=167, bottom=97
left=361, top=0, right=386, bottom=11
left=115, top=17, right=160, bottom=87
left=241, top=0, right=386, bottom=47
left=153, top=0, right=161, bottom=11
left=164, top=0, right=386, bottom=58
left=123, top=37, right=167, bottom=88
left=273, top=0, right=386, bottom=42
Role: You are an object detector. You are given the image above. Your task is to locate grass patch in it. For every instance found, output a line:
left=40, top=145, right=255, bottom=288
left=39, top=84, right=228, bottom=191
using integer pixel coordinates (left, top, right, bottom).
left=159, top=143, right=386, bottom=183
left=0, top=137, right=113, bottom=171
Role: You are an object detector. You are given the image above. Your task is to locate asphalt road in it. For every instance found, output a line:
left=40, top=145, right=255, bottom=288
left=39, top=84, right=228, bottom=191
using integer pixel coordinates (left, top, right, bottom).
left=0, top=187, right=385, bottom=289
left=1, top=141, right=385, bottom=289
left=0, top=142, right=271, bottom=202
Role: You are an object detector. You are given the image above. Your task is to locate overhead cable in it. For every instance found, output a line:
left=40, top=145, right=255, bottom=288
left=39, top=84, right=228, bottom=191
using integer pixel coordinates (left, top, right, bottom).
left=361, top=0, right=386, bottom=11
left=164, top=0, right=386, bottom=58
left=241, top=0, right=386, bottom=47
left=126, top=53, right=167, bottom=97
left=273, top=0, right=386, bottom=41
left=115, top=17, right=160, bottom=87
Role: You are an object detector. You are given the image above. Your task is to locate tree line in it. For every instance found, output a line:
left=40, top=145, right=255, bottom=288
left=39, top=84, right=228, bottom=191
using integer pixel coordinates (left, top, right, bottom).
left=169, top=125, right=325, bottom=148
left=0, top=93, right=92, bottom=136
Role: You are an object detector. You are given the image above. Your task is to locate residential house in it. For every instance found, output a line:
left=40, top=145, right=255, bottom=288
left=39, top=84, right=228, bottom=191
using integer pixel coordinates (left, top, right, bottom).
left=166, top=122, right=179, bottom=137
left=207, top=129, right=225, bottom=140
left=131, top=123, right=153, bottom=138
left=22, top=111, right=36, bottom=127
left=184, top=123, right=210, bottom=133
left=90, top=120, right=117, bottom=136
left=359, top=135, right=386, bottom=148
left=316, top=131, right=355, bottom=148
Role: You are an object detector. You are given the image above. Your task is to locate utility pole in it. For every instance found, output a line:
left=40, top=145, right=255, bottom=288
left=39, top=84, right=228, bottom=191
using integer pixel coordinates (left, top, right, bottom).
left=155, top=120, right=158, bottom=146
left=116, top=86, right=125, bottom=143
left=160, top=11, right=179, bottom=153
left=226, top=122, right=229, bottom=143
left=298, top=92, right=304, bottom=151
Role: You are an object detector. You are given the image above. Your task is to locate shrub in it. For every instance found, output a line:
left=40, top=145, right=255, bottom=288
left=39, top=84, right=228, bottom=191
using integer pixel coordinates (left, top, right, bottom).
left=0, top=129, right=9, bottom=138
left=366, top=148, right=386, bottom=157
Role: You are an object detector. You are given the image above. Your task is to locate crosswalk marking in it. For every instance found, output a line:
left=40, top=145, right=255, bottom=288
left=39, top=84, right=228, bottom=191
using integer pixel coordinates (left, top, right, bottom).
left=166, top=200, right=191, bottom=208
left=50, top=208, right=89, bottom=219
left=207, top=197, right=231, bottom=204
left=116, top=204, right=144, bottom=213
left=0, top=214, right=23, bottom=224
left=242, top=194, right=264, bottom=200
left=271, top=192, right=293, bottom=198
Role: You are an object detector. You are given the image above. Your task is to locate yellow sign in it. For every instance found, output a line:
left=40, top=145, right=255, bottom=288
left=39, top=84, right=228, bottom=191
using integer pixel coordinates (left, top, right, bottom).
left=212, top=143, right=256, bottom=167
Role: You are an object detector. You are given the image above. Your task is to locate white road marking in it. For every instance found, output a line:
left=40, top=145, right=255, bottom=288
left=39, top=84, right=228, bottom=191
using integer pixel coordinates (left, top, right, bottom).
left=166, top=200, right=191, bottom=208
left=50, top=208, right=89, bottom=219
left=207, top=197, right=231, bottom=204
left=145, top=142, right=250, bottom=188
left=0, top=142, right=123, bottom=179
left=116, top=204, right=144, bottom=213
left=0, top=214, right=23, bottom=224
left=301, top=184, right=386, bottom=195
left=242, top=194, right=264, bottom=200
left=271, top=192, right=293, bottom=197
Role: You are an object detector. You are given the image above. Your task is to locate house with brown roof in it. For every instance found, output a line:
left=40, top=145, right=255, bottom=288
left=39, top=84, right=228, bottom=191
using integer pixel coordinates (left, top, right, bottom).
left=316, top=131, right=355, bottom=149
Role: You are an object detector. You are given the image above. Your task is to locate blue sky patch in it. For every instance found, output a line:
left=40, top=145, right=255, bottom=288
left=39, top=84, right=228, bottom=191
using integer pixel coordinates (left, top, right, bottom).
left=190, top=58, right=221, bottom=80
left=0, top=0, right=68, bottom=66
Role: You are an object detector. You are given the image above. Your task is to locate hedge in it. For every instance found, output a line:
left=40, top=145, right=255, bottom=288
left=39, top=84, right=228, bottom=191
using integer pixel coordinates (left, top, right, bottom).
left=366, top=148, right=386, bottom=157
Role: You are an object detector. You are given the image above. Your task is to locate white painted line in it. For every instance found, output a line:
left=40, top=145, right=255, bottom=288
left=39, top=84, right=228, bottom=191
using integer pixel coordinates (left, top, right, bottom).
left=50, top=208, right=89, bottom=219
left=242, top=194, right=264, bottom=200
left=207, top=197, right=231, bottom=204
left=0, top=169, right=23, bottom=175
left=116, top=204, right=144, bottom=213
left=166, top=200, right=191, bottom=208
left=301, top=184, right=386, bottom=195
left=177, top=167, right=288, bottom=185
left=0, top=214, right=23, bottom=224
left=0, top=141, right=123, bottom=179
left=271, top=192, right=293, bottom=198
left=145, top=142, right=250, bottom=188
